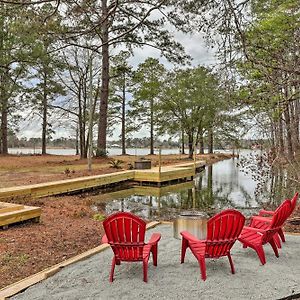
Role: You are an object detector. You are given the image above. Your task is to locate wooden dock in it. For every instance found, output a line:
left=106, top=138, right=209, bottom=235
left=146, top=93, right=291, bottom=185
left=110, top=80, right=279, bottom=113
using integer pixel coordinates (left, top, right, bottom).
left=0, top=202, right=41, bottom=228
left=0, top=161, right=205, bottom=202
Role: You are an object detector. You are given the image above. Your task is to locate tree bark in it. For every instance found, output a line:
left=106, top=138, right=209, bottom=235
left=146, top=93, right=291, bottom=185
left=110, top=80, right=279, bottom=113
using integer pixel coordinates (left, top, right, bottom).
left=199, top=132, right=204, bottom=154
left=277, top=116, right=284, bottom=154
left=208, top=126, right=213, bottom=154
left=97, top=0, right=109, bottom=156
left=42, top=71, right=47, bottom=155
left=181, top=126, right=185, bottom=154
left=121, top=78, right=126, bottom=155
left=188, top=132, right=194, bottom=159
left=150, top=98, right=154, bottom=155
left=0, top=97, right=8, bottom=155
left=294, top=99, right=300, bottom=147
left=78, top=79, right=85, bottom=159
left=283, top=103, right=294, bottom=161
left=75, top=125, right=79, bottom=155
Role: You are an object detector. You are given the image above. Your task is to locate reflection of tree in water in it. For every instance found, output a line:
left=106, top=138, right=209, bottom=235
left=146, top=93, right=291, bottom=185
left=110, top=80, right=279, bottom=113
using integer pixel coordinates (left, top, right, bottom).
left=102, top=153, right=300, bottom=220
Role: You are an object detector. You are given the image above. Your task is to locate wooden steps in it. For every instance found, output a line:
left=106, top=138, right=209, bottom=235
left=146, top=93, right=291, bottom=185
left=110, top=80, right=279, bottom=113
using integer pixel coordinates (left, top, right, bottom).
left=0, top=202, right=41, bottom=228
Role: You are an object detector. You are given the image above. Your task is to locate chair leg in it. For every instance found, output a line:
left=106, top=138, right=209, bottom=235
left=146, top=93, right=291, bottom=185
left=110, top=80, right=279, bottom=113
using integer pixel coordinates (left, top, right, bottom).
left=143, top=260, right=148, bottom=283
left=273, top=234, right=282, bottom=249
left=269, top=238, right=279, bottom=258
left=198, top=258, right=206, bottom=281
left=181, top=238, right=188, bottom=263
left=227, top=253, right=235, bottom=274
left=110, top=256, right=116, bottom=282
left=278, top=228, right=286, bottom=243
left=151, top=244, right=158, bottom=266
left=254, top=245, right=266, bottom=265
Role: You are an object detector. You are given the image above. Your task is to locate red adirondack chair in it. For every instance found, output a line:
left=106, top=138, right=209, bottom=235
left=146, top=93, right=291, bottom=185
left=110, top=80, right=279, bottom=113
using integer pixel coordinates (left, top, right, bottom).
left=102, top=212, right=161, bottom=283
left=250, top=192, right=298, bottom=247
left=180, top=209, right=245, bottom=281
left=238, top=199, right=291, bottom=265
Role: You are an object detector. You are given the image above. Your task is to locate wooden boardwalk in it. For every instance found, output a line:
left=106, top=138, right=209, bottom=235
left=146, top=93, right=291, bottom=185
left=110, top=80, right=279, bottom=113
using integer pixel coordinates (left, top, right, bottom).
left=0, top=161, right=205, bottom=202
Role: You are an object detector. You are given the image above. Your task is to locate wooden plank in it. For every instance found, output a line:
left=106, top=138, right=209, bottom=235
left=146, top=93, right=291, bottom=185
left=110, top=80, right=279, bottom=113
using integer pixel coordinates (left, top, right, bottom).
left=0, top=206, right=41, bottom=227
left=0, top=171, right=135, bottom=201
left=0, top=202, right=24, bottom=214
left=132, top=181, right=194, bottom=197
left=0, top=221, right=161, bottom=300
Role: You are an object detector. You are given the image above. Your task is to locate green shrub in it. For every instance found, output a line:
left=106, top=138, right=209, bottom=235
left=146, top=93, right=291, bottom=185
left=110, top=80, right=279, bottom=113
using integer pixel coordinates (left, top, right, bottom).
left=93, top=214, right=106, bottom=222
left=109, top=159, right=123, bottom=169
left=95, top=148, right=108, bottom=157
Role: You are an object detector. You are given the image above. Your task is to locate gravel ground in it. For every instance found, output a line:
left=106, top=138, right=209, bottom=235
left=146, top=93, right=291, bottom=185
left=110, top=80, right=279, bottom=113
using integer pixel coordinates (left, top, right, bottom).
left=12, top=225, right=300, bottom=300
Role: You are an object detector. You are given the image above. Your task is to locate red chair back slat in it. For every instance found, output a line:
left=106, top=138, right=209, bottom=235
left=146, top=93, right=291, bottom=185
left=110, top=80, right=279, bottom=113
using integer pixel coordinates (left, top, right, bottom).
left=290, top=192, right=299, bottom=215
left=103, top=212, right=146, bottom=261
left=263, top=200, right=291, bottom=243
left=206, top=209, right=245, bottom=258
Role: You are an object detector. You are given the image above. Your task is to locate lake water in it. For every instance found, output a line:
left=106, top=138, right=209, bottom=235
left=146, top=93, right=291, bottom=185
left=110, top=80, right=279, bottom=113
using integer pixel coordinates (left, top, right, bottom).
left=8, top=147, right=229, bottom=156
left=89, top=150, right=299, bottom=220
left=8, top=147, right=180, bottom=156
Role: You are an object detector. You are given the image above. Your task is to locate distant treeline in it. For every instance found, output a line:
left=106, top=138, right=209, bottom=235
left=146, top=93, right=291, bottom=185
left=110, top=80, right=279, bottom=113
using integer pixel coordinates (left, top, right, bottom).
left=8, top=132, right=263, bottom=151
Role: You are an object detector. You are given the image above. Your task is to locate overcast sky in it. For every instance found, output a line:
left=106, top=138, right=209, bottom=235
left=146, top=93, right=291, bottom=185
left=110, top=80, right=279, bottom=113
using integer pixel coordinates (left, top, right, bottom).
left=19, top=30, right=217, bottom=141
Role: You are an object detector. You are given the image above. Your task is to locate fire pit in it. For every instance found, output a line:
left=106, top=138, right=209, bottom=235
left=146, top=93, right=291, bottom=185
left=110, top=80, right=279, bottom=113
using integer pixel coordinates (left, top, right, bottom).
left=134, top=158, right=151, bottom=169
left=173, top=211, right=208, bottom=240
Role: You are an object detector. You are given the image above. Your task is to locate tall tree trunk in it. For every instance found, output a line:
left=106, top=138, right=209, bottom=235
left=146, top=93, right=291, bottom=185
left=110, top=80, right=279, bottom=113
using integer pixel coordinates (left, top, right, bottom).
left=97, top=0, right=109, bottom=156
left=199, top=132, right=204, bottom=154
left=0, top=97, right=8, bottom=154
left=75, top=125, right=79, bottom=155
left=294, top=99, right=300, bottom=148
left=181, top=126, right=185, bottom=154
left=42, top=72, right=47, bottom=155
left=82, top=82, right=87, bottom=158
left=78, top=82, right=85, bottom=159
left=291, top=100, right=300, bottom=150
left=150, top=98, right=154, bottom=155
left=278, top=116, right=284, bottom=154
left=188, top=132, right=194, bottom=159
left=121, top=80, right=126, bottom=155
left=208, top=126, right=213, bottom=154
left=0, top=11, right=7, bottom=155
left=283, top=103, right=294, bottom=161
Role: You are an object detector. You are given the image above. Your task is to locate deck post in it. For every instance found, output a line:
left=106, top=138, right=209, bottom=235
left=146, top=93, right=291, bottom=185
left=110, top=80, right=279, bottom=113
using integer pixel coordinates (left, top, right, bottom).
left=159, top=147, right=162, bottom=179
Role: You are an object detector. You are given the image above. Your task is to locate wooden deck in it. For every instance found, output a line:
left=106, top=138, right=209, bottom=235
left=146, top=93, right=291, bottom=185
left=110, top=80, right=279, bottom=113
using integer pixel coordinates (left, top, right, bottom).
left=0, top=161, right=205, bottom=202
left=0, top=202, right=41, bottom=228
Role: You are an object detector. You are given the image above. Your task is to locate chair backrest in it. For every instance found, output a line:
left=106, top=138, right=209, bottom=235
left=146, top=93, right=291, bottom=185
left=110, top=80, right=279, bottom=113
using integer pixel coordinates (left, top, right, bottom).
left=263, top=200, right=291, bottom=244
left=289, top=192, right=299, bottom=216
left=205, top=209, right=245, bottom=258
left=103, top=212, right=146, bottom=261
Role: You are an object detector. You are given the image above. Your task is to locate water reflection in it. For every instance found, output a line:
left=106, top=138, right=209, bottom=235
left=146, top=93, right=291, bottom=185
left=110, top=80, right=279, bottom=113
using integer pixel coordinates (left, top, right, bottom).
left=89, top=150, right=299, bottom=221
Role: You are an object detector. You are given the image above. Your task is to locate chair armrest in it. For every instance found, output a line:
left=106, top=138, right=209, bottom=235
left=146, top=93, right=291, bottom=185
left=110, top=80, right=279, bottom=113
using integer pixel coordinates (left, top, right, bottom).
left=101, top=234, right=108, bottom=244
left=180, top=231, right=202, bottom=243
left=259, top=209, right=275, bottom=216
left=243, top=226, right=265, bottom=234
left=251, top=216, right=272, bottom=223
left=147, top=233, right=161, bottom=245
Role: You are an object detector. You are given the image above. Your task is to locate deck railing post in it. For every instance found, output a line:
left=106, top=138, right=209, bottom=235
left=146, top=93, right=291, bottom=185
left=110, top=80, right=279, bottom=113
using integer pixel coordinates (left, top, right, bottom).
left=159, top=147, right=162, bottom=182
